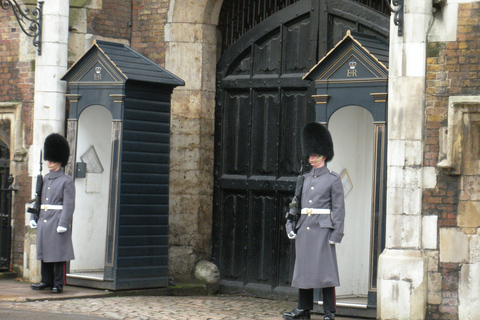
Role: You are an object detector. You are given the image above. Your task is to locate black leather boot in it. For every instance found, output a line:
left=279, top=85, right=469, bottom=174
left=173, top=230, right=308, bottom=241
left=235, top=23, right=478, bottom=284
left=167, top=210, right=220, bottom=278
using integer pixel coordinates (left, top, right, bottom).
left=52, top=286, right=63, bottom=293
left=31, top=282, right=52, bottom=290
left=283, top=308, right=311, bottom=319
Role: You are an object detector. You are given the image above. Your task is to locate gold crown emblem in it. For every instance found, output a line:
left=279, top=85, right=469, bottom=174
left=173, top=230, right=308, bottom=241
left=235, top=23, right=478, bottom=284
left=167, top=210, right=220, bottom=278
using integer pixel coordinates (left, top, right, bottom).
left=95, top=66, right=102, bottom=74
left=349, top=61, right=356, bottom=69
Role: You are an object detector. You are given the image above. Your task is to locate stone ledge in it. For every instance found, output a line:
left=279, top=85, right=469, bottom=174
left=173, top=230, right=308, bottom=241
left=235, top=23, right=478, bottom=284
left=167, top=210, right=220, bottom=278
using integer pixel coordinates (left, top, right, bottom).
left=0, top=272, right=18, bottom=280
left=111, top=280, right=214, bottom=297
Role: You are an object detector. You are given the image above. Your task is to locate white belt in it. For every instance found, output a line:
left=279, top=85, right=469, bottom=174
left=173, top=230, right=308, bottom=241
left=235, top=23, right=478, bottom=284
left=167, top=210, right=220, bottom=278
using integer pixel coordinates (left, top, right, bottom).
left=301, top=208, right=331, bottom=215
left=41, top=204, right=63, bottom=211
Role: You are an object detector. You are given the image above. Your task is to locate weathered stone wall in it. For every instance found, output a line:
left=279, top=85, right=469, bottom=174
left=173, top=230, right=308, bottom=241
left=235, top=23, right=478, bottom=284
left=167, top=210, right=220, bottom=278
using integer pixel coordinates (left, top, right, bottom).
left=164, top=0, right=217, bottom=278
left=425, top=2, right=480, bottom=319
left=377, top=1, right=431, bottom=318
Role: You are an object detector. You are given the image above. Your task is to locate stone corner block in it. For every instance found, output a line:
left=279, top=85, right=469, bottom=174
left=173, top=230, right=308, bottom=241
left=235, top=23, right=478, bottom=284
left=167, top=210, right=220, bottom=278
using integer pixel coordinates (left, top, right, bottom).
left=377, top=249, right=427, bottom=320
left=422, top=215, right=438, bottom=250
left=439, top=228, right=469, bottom=263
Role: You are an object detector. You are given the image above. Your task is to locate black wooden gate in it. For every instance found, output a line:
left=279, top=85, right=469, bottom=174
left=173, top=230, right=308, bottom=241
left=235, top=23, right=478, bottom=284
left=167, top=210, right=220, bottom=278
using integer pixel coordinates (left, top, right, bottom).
left=0, top=142, right=12, bottom=271
left=213, top=0, right=389, bottom=295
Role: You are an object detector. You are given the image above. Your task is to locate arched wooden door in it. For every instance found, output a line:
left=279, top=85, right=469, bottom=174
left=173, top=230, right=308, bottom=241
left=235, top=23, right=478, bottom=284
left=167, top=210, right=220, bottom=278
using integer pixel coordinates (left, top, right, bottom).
left=213, top=0, right=389, bottom=297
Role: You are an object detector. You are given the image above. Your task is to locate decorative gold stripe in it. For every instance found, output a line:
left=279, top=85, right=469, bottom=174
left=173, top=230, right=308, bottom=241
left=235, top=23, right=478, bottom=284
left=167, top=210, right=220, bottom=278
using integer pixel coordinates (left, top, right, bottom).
left=110, top=94, right=125, bottom=103
left=65, top=94, right=81, bottom=102
left=315, top=78, right=387, bottom=84
left=370, top=93, right=388, bottom=103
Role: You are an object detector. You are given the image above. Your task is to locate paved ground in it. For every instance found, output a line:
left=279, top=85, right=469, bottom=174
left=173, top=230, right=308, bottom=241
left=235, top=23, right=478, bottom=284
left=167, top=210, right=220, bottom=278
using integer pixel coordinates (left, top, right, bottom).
left=0, top=278, right=363, bottom=320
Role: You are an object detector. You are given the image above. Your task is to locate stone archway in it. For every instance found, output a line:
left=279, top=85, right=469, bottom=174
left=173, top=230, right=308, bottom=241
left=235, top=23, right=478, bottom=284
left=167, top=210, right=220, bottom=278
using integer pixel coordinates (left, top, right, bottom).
left=164, top=0, right=222, bottom=276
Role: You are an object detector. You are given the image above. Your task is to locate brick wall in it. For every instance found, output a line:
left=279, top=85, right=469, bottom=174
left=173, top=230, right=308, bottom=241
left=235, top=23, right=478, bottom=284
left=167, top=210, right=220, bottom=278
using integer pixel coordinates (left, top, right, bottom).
left=87, top=0, right=132, bottom=41
left=0, top=10, right=35, bottom=272
left=0, top=12, right=20, bottom=100
left=85, top=0, right=168, bottom=66
left=424, top=2, right=480, bottom=319
left=131, top=0, right=169, bottom=66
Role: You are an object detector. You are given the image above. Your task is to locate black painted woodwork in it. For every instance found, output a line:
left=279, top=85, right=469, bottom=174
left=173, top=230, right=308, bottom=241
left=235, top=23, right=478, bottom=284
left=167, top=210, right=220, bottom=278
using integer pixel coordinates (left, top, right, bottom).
left=62, top=40, right=184, bottom=290
left=214, top=0, right=389, bottom=301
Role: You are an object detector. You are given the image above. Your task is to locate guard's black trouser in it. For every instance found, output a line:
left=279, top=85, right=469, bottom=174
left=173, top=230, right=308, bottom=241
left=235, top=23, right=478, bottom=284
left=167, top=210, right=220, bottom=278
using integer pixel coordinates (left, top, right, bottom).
left=298, top=287, right=336, bottom=313
left=41, top=261, right=66, bottom=287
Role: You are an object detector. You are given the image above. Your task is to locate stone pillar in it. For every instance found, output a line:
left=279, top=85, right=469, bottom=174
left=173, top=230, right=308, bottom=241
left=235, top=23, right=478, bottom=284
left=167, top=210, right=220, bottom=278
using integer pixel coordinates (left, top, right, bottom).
left=164, top=0, right=217, bottom=277
left=25, top=0, right=69, bottom=281
left=30, top=0, right=69, bottom=173
left=377, top=1, right=433, bottom=319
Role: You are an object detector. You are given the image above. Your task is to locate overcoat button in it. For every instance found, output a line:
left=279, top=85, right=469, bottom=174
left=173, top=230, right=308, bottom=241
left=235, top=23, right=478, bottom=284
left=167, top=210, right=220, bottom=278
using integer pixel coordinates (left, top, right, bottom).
left=308, top=200, right=312, bottom=203
left=311, top=187, right=314, bottom=190
left=307, top=227, right=310, bottom=230
left=44, top=220, right=47, bottom=223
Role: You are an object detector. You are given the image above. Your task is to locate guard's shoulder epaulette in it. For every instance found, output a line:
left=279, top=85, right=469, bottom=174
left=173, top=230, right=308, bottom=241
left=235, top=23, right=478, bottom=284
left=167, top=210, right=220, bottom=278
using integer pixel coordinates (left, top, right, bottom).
left=328, top=169, right=340, bottom=177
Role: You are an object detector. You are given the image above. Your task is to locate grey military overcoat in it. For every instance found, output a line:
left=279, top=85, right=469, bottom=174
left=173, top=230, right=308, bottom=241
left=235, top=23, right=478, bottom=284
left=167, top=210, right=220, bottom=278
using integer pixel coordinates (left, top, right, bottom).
left=285, top=165, right=345, bottom=289
left=31, top=169, right=76, bottom=262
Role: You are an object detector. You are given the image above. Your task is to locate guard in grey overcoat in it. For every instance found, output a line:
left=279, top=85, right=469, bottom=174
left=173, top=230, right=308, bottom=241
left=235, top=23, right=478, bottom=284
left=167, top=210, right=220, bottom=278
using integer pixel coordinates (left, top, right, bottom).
left=29, top=133, right=75, bottom=293
left=284, top=122, right=345, bottom=320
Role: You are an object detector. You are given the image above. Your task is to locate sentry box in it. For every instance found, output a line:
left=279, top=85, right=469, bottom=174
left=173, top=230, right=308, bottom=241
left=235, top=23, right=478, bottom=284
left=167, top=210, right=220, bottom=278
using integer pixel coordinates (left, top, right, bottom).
left=61, top=40, right=184, bottom=290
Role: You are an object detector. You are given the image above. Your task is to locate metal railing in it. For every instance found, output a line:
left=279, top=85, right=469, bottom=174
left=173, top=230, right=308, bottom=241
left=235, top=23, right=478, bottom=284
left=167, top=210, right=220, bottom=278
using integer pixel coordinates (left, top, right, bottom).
left=218, top=0, right=388, bottom=52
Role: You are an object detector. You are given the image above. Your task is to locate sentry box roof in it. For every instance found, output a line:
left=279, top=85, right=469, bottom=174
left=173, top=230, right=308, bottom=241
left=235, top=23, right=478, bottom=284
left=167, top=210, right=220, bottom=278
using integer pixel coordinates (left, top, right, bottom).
left=62, top=40, right=185, bottom=86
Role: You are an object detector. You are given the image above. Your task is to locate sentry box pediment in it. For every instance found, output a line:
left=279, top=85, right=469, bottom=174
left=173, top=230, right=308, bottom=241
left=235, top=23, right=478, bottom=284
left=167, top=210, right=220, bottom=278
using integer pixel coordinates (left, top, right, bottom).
left=61, top=40, right=184, bottom=291
left=62, top=40, right=185, bottom=120
left=303, top=30, right=389, bottom=123
left=63, top=40, right=185, bottom=85
left=64, top=53, right=124, bottom=84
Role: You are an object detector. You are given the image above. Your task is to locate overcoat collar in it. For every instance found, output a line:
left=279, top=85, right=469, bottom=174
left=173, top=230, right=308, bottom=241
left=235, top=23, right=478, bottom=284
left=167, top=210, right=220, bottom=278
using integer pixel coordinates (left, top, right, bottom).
left=47, top=168, right=65, bottom=179
left=311, top=166, right=328, bottom=177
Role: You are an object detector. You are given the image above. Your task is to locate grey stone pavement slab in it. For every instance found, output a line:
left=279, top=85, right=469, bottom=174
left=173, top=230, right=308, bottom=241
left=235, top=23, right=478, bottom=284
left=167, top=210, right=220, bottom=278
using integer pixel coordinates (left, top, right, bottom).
left=0, top=279, right=361, bottom=320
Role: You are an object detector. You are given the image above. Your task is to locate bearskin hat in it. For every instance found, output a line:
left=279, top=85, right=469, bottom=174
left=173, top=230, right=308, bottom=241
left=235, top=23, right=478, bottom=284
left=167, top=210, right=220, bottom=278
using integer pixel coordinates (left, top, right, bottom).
left=301, top=122, right=334, bottom=162
left=44, top=133, right=70, bottom=167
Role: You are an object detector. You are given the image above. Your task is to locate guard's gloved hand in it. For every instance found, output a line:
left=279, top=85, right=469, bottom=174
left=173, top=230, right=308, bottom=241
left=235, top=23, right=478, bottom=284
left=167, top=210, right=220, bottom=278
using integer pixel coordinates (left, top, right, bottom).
left=287, top=231, right=297, bottom=239
left=56, top=226, right=67, bottom=233
left=29, top=220, right=37, bottom=229
left=329, top=240, right=338, bottom=245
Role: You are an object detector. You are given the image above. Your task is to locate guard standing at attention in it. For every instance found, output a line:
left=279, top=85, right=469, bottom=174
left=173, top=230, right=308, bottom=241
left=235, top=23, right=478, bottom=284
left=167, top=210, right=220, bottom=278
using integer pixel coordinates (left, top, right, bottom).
left=29, top=133, right=75, bottom=293
left=284, top=122, right=345, bottom=320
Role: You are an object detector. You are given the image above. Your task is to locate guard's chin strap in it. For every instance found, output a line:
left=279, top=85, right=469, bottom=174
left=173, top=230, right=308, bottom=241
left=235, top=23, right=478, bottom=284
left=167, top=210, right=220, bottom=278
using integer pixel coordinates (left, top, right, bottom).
left=48, top=162, right=61, bottom=171
left=310, top=155, right=324, bottom=164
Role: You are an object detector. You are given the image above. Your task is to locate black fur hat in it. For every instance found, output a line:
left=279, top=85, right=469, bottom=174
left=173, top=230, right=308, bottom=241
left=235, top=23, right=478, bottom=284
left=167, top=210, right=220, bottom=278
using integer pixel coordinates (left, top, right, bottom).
left=44, top=133, right=70, bottom=167
left=301, top=122, right=334, bottom=162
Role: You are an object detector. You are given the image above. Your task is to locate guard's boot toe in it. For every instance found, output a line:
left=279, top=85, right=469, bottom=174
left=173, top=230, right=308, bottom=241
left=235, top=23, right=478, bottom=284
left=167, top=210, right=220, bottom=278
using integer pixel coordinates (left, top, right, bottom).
left=324, top=311, right=335, bottom=320
left=283, top=308, right=311, bottom=319
left=52, top=286, right=63, bottom=293
left=31, top=282, right=52, bottom=290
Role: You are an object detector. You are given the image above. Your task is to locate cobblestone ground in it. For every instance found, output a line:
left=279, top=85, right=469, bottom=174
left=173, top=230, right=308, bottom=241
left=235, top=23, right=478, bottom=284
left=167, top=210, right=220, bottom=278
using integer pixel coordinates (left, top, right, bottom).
left=0, top=294, right=303, bottom=320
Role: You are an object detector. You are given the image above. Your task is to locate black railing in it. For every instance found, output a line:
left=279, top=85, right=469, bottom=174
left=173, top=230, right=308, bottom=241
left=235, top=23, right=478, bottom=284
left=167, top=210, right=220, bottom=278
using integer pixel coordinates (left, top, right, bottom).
left=218, top=0, right=389, bottom=52
left=355, top=0, right=388, bottom=14
left=218, top=0, right=301, bottom=52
